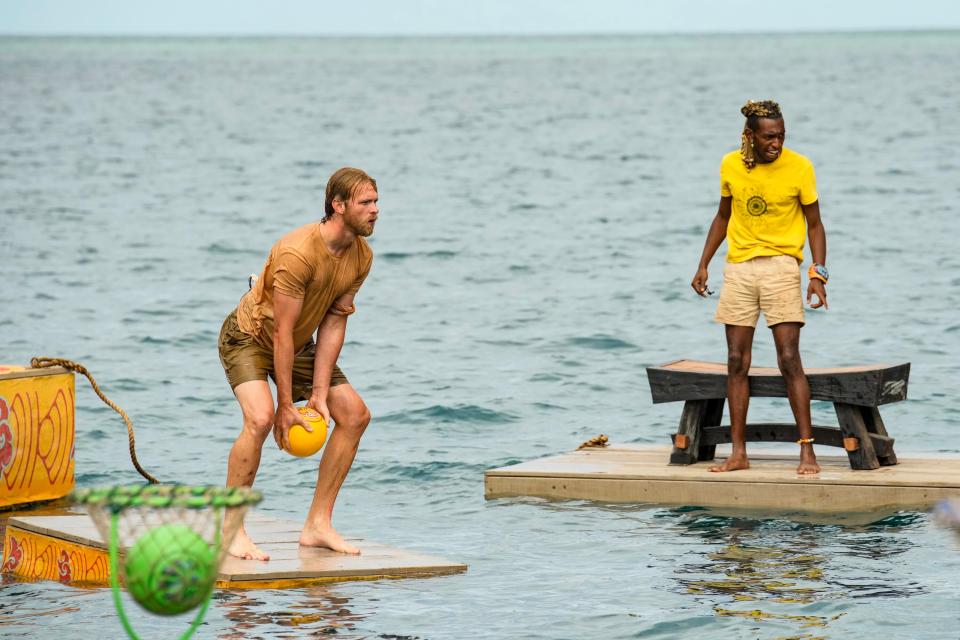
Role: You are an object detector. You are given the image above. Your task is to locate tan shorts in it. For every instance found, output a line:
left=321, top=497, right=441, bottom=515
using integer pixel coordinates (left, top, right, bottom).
left=714, top=255, right=805, bottom=328
left=218, top=309, right=348, bottom=401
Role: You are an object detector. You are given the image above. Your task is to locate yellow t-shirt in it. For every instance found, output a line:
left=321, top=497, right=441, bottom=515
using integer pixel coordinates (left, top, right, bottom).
left=236, top=223, right=373, bottom=351
left=720, top=147, right=818, bottom=263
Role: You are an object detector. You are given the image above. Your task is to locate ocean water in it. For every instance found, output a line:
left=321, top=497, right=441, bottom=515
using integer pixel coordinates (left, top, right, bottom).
left=2, top=32, right=960, bottom=639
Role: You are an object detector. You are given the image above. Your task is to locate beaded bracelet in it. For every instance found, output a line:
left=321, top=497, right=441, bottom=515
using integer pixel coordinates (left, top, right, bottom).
left=808, top=263, right=829, bottom=283
left=796, top=437, right=815, bottom=445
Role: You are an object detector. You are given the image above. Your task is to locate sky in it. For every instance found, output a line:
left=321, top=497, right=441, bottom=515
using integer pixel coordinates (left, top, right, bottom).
left=1, top=0, right=959, bottom=36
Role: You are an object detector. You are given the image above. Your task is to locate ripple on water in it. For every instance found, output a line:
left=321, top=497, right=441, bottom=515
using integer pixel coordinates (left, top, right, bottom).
left=204, top=242, right=262, bottom=256
left=379, top=404, right=519, bottom=425
left=380, top=250, right=459, bottom=261
left=565, top=333, right=638, bottom=350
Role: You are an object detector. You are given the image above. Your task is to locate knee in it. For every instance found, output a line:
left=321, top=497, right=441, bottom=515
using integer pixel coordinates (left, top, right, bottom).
left=243, top=409, right=274, bottom=441
left=727, top=351, right=751, bottom=377
left=337, top=405, right=371, bottom=438
left=777, top=349, right=803, bottom=377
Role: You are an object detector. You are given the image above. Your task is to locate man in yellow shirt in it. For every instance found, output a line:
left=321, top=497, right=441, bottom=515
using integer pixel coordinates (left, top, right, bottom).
left=691, top=100, right=828, bottom=475
left=218, top=167, right=378, bottom=559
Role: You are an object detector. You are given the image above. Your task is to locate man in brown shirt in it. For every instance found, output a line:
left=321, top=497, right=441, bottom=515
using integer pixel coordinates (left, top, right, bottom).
left=218, top=167, right=378, bottom=560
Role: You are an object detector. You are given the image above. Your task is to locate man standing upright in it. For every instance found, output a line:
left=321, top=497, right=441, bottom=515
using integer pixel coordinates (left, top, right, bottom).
left=218, top=167, right=378, bottom=559
left=691, top=100, right=828, bottom=475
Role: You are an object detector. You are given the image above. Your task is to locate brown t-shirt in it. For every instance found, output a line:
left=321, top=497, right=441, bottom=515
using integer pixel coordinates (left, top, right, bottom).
left=236, top=223, right=373, bottom=351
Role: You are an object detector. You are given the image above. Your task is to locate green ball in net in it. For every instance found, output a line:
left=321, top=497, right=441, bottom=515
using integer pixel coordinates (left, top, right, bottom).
left=124, top=524, right=216, bottom=615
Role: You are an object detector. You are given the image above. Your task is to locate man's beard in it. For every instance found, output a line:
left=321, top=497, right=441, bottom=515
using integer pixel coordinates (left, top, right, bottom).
left=347, top=219, right=374, bottom=237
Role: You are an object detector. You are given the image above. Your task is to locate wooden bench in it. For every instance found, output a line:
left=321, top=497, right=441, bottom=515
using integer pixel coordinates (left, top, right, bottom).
left=646, top=360, right=910, bottom=470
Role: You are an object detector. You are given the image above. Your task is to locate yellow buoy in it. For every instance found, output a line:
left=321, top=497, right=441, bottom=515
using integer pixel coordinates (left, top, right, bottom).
left=287, top=407, right=328, bottom=457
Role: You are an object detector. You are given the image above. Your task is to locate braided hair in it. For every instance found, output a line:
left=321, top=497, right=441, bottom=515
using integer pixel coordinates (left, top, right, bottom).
left=740, top=100, right=782, bottom=169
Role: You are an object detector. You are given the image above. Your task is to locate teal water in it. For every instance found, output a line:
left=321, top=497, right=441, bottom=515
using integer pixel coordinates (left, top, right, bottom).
left=2, top=33, right=960, bottom=638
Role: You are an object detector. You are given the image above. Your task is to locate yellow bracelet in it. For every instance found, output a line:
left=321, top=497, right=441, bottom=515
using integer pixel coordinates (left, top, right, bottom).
left=797, top=437, right=815, bottom=445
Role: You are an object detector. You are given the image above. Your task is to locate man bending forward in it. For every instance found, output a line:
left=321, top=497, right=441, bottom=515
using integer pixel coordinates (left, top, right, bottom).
left=218, top=167, right=378, bottom=560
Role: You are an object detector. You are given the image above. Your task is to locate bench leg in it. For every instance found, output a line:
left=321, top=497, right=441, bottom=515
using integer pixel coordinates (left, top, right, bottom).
left=834, top=402, right=880, bottom=470
left=671, top=399, right=724, bottom=465
left=862, top=407, right=898, bottom=466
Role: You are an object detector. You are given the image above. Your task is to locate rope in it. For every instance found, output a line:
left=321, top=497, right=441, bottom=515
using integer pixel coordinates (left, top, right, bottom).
left=577, top=434, right=609, bottom=450
left=31, top=357, right=160, bottom=484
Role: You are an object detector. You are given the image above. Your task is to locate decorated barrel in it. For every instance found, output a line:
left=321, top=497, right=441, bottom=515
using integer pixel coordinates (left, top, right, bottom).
left=0, top=365, right=76, bottom=508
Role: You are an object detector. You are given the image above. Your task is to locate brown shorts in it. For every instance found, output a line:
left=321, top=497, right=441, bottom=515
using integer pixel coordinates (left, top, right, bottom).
left=714, top=255, right=805, bottom=328
left=218, top=309, right=348, bottom=401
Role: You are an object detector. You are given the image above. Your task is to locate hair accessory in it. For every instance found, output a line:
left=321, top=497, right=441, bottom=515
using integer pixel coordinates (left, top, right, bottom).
left=740, top=132, right=756, bottom=169
left=808, top=263, right=829, bottom=283
left=796, top=437, right=815, bottom=445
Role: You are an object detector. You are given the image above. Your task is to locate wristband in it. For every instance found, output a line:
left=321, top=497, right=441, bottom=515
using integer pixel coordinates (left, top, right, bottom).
left=796, top=437, right=815, bottom=445
left=808, top=263, right=828, bottom=283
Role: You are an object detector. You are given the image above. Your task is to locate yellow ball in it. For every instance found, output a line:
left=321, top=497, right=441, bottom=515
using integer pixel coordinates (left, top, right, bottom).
left=287, top=407, right=328, bottom=457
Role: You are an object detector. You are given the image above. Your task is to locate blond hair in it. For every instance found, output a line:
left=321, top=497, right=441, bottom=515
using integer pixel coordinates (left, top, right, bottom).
left=323, top=167, right=377, bottom=221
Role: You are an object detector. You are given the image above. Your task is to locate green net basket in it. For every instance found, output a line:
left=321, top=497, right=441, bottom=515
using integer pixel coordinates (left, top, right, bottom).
left=72, top=485, right=261, bottom=640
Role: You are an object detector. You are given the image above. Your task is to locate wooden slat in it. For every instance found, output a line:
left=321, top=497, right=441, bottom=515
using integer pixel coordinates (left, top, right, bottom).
left=0, top=366, right=70, bottom=381
left=698, top=423, right=895, bottom=457
left=647, top=360, right=910, bottom=407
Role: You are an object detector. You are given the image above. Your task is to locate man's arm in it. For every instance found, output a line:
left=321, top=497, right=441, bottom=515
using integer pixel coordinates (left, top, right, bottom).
left=803, top=200, right=828, bottom=309
left=272, top=290, right=309, bottom=451
left=691, top=196, right=732, bottom=296
left=307, top=292, right=356, bottom=424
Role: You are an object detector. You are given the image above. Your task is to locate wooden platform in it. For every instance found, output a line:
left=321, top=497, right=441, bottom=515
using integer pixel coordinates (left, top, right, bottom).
left=2, top=512, right=466, bottom=589
left=485, top=444, right=960, bottom=513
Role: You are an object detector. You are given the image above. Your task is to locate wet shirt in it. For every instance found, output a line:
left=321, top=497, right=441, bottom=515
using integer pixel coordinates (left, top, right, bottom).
left=236, top=223, right=373, bottom=351
left=720, top=147, right=818, bottom=263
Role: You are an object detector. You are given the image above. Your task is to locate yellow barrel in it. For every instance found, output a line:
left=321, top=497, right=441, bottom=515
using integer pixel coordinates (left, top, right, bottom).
left=0, top=365, right=75, bottom=508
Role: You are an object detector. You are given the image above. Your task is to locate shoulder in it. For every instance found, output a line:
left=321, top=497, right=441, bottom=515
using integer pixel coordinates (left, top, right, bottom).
left=273, top=224, right=317, bottom=266
left=355, top=237, right=374, bottom=265
left=277, top=223, right=318, bottom=251
left=721, top=150, right=741, bottom=168
left=781, top=147, right=815, bottom=171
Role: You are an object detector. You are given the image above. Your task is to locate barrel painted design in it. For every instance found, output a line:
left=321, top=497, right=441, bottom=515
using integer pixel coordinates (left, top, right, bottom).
left=2, top=526, right=108, bottom=585
left=0, top=368, right=76, bottom=508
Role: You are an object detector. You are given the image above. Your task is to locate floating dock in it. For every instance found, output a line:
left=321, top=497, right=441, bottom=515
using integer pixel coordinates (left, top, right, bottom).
left=485, top=444, right=960, bottom=513
left=2, top=512, right=466, bottom=589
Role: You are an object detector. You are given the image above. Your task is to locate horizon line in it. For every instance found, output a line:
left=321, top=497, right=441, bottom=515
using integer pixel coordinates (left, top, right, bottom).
left=1, top=26, right=958, bottom=39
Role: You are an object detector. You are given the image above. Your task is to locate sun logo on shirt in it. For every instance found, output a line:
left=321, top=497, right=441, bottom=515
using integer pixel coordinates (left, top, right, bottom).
left=746, top=194, right=768, bottom=216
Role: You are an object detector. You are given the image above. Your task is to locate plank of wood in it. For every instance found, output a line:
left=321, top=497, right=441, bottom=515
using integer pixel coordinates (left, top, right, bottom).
left=0, top=366, right=70, bottom=381
left=647, top=360, right=910, bottom=407
left=5, top=514, right=467, bottom=586
left=697, top=423, right=894, bottom=457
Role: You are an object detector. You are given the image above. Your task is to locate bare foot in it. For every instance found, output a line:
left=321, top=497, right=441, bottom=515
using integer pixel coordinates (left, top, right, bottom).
left=228, top=527, right=270, bottom=561
left=300, top=524, right=361, bottom=555
left=709, top=455, right=750, bottom=472
left=797, top=451, right=821, bottom=475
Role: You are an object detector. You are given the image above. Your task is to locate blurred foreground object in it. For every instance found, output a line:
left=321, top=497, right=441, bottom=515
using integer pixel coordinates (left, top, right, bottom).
left=72, top=485, right=261, bottom=639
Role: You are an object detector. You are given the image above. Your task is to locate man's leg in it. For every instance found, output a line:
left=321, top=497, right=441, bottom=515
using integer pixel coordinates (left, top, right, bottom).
left=225, top=379, right=275, bottom=560
left=771, top=322, right=820, bottom=474
left=710, top=324, right=755, bottom=472
left=300, top=383, right=371, bottom=554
